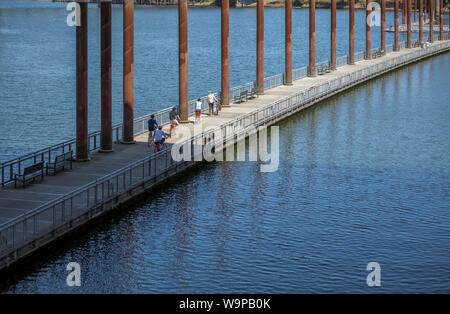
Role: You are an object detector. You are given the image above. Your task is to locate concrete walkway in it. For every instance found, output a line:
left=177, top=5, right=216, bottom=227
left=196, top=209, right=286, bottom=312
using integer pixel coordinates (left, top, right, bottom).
left=0, top=41, right=448, bottom=227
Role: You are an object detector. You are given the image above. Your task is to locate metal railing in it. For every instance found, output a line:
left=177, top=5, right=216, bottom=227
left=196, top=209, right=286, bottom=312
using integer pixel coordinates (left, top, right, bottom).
left=1, top=38, right=448, bottom=188
left=1, top=40, right=449, bottom=263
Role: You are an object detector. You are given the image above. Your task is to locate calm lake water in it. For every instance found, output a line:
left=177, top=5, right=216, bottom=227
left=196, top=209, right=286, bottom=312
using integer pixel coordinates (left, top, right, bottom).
left=1, top=1, right=449, bottom=293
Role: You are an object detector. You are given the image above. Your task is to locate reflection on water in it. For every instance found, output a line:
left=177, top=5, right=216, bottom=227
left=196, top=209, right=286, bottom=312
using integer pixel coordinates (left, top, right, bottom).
left=1, top=53, right=449, bottom=293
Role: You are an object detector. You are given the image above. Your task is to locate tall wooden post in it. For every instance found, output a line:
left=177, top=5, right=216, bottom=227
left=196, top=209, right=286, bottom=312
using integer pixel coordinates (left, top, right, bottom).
left=395, top=0, right=400, bottom=51
left=257, top=0, right=264, bottom=93
left=221, top=0, right=230, bottom=106
left=419, top=0, right=423, bottom=42
left=407, top=0, right=412, bottom=47
left=429, top=0, right=434, bottom=42
left=366, top=0, right=371, bottom=59
left=439, top=0, right=443, bottom=40
left=101, top=1, right=112, bottom=152
left=309, top=0, right=316, bottom=76
left=76, top=2, right=88, bottom=161
left=178, top=0, right=188, bottom=122
left=414, top=0, right=417, bottom=23
left=403, top=0, right=407, bottom=24
left=381, top=0, right=386, bottom=52
left=349, top=0, right=355, bottom=64
left=285, top=0, right=292, bottom=84
left=123, top=0, right=135, bottom=143
left=331, top=0, right=336, bottom=70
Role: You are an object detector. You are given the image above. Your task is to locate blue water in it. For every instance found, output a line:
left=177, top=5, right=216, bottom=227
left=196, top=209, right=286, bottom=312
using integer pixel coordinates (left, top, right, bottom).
left=1, top=1, right=449, bottom=293
left=0, top=0, right=420, bottom=162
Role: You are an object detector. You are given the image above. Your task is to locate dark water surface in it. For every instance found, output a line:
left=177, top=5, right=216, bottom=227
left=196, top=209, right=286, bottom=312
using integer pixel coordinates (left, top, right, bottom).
left=0, top=0, right=417, bottom=162
left=1, top=1, right=449, bottom=293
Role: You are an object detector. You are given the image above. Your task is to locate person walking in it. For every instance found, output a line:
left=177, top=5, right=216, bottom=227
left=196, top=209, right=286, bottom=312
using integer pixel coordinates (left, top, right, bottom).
left=169, top=106, right=179, bottom=137
left=195, top=98, right=202, bottom=124
left=147, top=114, right=158, bottom=147
left=207, top=91, right=218, bottom=116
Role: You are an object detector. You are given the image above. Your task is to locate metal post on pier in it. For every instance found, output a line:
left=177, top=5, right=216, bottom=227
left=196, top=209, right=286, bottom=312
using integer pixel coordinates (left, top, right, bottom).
left=221, top=0, right=230, bottom=106
left=257, top=0, right=264, bottom=93
left=407, top=0, right=412, bottom=47
left=395, top=0, right=400, bottom=51
left=309, top=0, right=316, bottom=76
left=100, top=1, right=113, bottom=153
left=381, top=0, right=386, bottom=52
left=76, top=2, right=89, bottom=161
left=403, top=0, right=407, bottom=24
left=365, top=0, right=371, bottom=60
left=178, top=0, right=189, bottom=122
left=439, top=0, right=443, bottom=40
left=331, top=0, right=336, bottom=70
left=285, top=0, right=292, bottom=84
left=414, top=0, right=417, bottom=23
left=419, top=0, right=423, bottom=42
left=123, top=0, right=135, bottom=143
left=429, top=0, right=434, bottom=42
left=349, top=0, right=355, bottom=64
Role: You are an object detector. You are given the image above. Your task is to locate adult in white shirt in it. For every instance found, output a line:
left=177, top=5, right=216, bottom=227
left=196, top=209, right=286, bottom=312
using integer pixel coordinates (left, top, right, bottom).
left=207, top=91, right=218, bottom=116
left=195, top=98, right=202, bottom=123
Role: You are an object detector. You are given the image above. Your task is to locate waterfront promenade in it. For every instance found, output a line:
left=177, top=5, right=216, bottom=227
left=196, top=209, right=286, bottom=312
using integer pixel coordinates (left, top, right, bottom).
left=0, top=39, right=449, bottom=270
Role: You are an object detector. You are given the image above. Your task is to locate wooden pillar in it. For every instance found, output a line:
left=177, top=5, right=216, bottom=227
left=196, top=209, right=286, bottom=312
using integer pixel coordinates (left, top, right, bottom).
left=349, top=0, right=355, bottom=64
left=366, top=0, right=371, bottom=59
left=257, top=0, right=264, bottom=93
left=407, top=0, right=412, bottom=47
left=429, top=0, right=434, bottom=42
left=414, top=0, right=417, bottom=23
left=285, top=0, right=292, bottom=84
left=76, top=2, right=88, bottom=161
left=439, top=0, right=443, bottom=40
left=331, top=0, right=336, bottom=70
left=123, top=0, right=135, bottom=143
left=101, top=1, right=113, bottom=152
left=403, top=0, right=407, bottom=24
left=221, top=0, right=230, bottom=106
left=178, top=0, right=188, bottom=122
left=395, top=0, right=400, bottom=51
left=381, top=0, right=386, bottom=52
left=309, top=0, right=316, bottom=76
left=419, top=0, right=423, bottom=42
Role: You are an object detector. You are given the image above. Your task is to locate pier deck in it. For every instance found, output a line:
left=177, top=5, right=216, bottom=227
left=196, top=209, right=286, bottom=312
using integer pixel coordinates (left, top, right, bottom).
left=1, top=40, right=449, bottom=270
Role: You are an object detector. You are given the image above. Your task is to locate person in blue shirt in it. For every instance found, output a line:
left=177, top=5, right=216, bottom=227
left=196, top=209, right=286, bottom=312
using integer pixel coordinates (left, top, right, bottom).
left=153, top=126, right=167, bottom=152
left=148, top=115, right=158, bottom=146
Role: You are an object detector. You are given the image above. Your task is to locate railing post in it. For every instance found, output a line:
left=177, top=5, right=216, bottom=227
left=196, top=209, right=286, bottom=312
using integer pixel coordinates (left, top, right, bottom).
left=285, top=0, right=293, bottom=84
left=178, top=0, right=189, bottom=122
left=76, top=2, right=89, bottom=161
left=221, top=0, right=230, bottom=106
left=395, top=0, right=400, bottom=51
left=123, top=0, right=135, bottom=143
left=381, top=0, right=386, bottom=53
left=419, top=0, right=423, bottom=43
left=257, top=0, right=264, bottom=93
left=349, top=0, right=355, bottom=64
left=365, top=0, right=371, bottom=59
left=429, top=0, right=434, bottom=43
left=309, top=0, right=316, bottom=76
left=100, top=1, right=113, bottom=153
left=439, top=0, right=443, bottom=40
left=407, top=0, right=412, bottom=48
left=331, top=0, right=336, bottom=70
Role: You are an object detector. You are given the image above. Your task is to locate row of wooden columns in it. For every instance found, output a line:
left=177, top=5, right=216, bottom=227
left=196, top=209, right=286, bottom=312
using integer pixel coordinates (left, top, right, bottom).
left=76, top=0, right=135, bottom=161
left=76, top=0, right=447, bottom=160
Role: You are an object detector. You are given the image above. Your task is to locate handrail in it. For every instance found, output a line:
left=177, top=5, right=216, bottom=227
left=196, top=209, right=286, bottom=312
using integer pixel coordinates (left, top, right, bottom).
left=0, top=39, right=446, bottom=189
left=1, top=40, right=449, bottom=258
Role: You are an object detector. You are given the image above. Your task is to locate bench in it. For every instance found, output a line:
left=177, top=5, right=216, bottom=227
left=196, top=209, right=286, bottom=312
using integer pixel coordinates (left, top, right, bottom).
left=373, top=49, right=385, bottom=59
left=47, top=150, right=73, bottom=175
left=248, top=87, right=258, bottom=99
left=14, top=161, right=45, bottom=188
left=317, top=64, right=331, bottom=75
left=233, top=90, right=248, bottom=103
